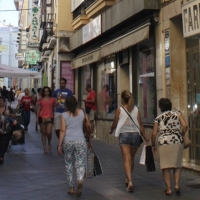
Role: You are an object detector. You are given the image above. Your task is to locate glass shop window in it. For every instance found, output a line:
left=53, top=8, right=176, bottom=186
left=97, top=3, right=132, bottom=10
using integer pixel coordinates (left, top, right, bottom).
left=96, top=55, right=117, bottom=119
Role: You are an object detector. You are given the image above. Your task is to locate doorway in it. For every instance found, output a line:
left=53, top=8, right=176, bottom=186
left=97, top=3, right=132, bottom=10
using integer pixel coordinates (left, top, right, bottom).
left=187, top=39, right=200, bottom=164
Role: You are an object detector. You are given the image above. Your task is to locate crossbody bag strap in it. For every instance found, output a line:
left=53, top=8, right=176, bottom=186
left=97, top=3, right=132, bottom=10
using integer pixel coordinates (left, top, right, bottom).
left=121, top=106, right=140, bottom=132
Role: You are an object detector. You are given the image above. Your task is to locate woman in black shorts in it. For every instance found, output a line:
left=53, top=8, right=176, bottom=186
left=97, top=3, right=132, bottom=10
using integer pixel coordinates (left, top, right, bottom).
left=109, top=90, right=149, bottom=192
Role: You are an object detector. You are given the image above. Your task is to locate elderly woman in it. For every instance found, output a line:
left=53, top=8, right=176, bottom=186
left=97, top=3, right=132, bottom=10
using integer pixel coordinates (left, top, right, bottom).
left=151, top=98, right=187, bottom=195
left=57, top=96, right=91, bottom=197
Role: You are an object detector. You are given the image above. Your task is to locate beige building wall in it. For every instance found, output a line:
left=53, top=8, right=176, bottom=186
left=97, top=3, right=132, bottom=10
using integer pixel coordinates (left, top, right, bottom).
left=56, top=0, right=73, bottom=32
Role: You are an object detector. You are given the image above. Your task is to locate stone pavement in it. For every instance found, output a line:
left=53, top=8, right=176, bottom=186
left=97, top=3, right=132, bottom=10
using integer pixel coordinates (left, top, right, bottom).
left=0, top=111, right=200, bottom=200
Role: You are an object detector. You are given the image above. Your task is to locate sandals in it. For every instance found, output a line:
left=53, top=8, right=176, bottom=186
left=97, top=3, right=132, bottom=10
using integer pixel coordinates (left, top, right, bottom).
left=125, top=179, right=128, bottom=187
left=76, top=181, right=83, bottom=197
left=67, top=187, right=74, bottom=195
left=126, top=182, right=134, bottom=193
left=175, top=187, right=181, bottom=194
left=163, top=190, right=172, bottom=196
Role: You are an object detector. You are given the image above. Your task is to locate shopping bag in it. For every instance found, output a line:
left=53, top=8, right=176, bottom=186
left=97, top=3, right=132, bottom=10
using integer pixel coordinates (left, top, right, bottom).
left=92, top=148, right=103, bottom=176
left=85, top=148, right=94, bottom=178
left=145, top=146, right=156, bottom=172
left=139, top=145, right=147, bottom=165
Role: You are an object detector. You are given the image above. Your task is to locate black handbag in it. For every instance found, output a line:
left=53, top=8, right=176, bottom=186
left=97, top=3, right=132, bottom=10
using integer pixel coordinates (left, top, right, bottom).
left=145, top=146, right=156, bottom=172
left=122, top=106, right=143, bottom=146
left=92, top=148, right=103, bottom=176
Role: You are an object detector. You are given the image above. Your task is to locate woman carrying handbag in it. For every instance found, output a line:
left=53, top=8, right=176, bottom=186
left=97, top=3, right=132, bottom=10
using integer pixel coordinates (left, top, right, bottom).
left=109, top=90, right=149, bottom=192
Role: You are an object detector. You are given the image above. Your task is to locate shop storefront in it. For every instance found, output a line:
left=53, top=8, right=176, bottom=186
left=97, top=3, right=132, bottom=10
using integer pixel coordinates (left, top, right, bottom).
left=182, top=0, right=200, bottom=165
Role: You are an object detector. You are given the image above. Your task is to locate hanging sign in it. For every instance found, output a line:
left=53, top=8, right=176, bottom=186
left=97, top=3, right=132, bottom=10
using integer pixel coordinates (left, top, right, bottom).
left=28, top=0, right=40, bottom=47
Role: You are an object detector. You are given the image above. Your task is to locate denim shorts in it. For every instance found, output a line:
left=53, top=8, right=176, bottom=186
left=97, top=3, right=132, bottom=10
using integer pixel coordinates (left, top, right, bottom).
left=119, top=132, right=140, bottom=147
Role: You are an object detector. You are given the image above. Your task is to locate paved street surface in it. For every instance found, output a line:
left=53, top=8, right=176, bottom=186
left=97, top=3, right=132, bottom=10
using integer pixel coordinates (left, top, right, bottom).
left=1, top=109, right=200, bottom=199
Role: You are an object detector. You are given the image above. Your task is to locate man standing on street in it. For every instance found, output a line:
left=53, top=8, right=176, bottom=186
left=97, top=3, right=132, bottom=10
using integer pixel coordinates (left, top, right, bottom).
left=53, top=78, right=73, bottom=139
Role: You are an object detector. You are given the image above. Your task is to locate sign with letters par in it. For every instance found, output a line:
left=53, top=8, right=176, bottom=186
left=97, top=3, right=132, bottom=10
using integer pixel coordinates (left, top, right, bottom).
left=182, top=0, right=200, bottom=38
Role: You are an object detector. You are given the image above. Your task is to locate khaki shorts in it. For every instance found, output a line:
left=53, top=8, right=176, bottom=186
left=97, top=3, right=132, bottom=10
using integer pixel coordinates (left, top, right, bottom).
left=87, top=110, right=96, bottom=121
left=54, top=112, right=62, bottom=130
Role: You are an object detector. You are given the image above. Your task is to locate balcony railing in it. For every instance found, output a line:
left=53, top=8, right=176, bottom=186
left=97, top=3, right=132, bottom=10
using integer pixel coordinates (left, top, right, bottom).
left=85, top=0, right=97, bottom=9
left=73, top=4, right=86, bottom=20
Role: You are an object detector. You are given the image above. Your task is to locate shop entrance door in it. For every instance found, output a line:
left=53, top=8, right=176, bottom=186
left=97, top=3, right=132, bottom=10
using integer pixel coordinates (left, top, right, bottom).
left=187, top=42, right=200, bottom=164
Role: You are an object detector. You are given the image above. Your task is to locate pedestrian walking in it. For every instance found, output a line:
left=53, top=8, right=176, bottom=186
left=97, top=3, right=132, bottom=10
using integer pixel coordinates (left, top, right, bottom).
left=109, top=90, right=149, bottom=192
left=82, top=84, right=96, bottom=137
left=7, top=88, right=15, bottom=106
left=0, top=97, right=17, bottom=164
left=1, top=86, right=8, bottom=105
left=53, top=78, right=73, bottom=139
left=36, top=86, right=56, bottom=153
left=35, top=88, right=42, bottom=131
left=57, top=96, right=89, bottom=197
left=19, top=88, right=34, bottom=131
left=151, top=98, right=187, bottom=195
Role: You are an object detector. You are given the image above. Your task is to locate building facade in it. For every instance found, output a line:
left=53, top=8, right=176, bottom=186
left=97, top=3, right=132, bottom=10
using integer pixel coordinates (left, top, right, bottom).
left=0, top=24, right=18, bottom=88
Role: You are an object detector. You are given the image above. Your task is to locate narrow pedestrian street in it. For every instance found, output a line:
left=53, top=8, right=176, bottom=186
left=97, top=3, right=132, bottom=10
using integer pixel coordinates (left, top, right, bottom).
left=0, top=110, right=200, bottom=200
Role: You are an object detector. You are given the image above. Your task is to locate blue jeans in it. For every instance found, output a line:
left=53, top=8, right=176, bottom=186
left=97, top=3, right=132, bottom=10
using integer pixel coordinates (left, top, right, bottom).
left=23, top=110, right=30, bottom=129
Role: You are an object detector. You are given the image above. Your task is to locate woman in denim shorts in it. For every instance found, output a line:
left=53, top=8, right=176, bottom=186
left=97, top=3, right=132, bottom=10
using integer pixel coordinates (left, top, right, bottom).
left=109, top=90, right=149, bottom=192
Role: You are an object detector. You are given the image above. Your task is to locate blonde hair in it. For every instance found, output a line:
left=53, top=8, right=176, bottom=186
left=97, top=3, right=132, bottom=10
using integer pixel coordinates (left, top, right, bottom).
left=121, top=90, right=134, bottom=112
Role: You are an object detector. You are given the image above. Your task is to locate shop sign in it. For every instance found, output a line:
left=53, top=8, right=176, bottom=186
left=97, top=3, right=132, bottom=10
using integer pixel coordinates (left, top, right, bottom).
left=25, top=50, right=40, bottom=65
left=71, top=49, right=100, bottom=68
left=83, top=15, right=101, bottom=44
left=182, top=0, right=200, bottom=38
left=61, top=62, right=74, bottom=93
left=71, top=0, right=84, bottom=12
left=165, top=30, right=170, bottom=67
left=28, top=0, right=40, bottom=47
left=29, top=68, right=38, bottom=72
left=0, top=45, right=7, bottom=51
left=15, top=53, right=24, bottom=61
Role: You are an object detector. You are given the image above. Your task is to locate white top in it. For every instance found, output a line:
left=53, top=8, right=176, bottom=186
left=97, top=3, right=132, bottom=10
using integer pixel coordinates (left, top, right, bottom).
left=115, top=106, right=140, bottom=137
left=17, top=92, right=25, bottom=101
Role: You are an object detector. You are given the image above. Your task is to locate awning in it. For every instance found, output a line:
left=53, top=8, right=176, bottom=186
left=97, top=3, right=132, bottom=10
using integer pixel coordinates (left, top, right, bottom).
left=71, top=48, right=101, bottom=69
left=101, top=22, right=150, bottom=57
left=0, top=64, right=41, bottom=79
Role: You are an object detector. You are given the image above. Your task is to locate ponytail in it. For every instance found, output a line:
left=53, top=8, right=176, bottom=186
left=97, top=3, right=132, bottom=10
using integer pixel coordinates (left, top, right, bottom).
left=121, top=90, right=134, bottom=112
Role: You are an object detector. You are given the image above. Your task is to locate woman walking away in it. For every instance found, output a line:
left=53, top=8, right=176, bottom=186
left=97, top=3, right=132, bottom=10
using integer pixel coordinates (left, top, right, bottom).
left=109, top=90, right=149, bottom=192
left=151, top=98, right=187, bottom=195
left=57, top=96, right=90, bottom=197
left=36, top=87, right=55, bottom=153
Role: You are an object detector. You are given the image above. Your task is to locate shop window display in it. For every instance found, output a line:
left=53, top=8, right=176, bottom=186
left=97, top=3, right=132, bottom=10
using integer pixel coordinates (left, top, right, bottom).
left=96, top=56, right=117, bottom=119
left=137, top=39, right=156, bottom=124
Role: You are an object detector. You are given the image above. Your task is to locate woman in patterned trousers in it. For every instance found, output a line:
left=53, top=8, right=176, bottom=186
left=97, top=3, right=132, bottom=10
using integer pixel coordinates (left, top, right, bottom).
left=57, top=96, right=91, bottom=197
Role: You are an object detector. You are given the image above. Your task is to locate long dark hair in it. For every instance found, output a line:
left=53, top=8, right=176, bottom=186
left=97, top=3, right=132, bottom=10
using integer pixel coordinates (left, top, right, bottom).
left=41, top=86, right=52, bottom=98
left=65, top=96, right=78, bottom=116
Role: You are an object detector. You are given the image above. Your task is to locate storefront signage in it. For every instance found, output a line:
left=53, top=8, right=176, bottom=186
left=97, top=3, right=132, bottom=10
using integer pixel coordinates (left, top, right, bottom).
left=165, top=30, right=170, bottom=67
left=61, top=62, right=74, bottom=93
left=25, top=50, right=40, bottom=65
left=0, top=45, right=7, bottom=51
left=182, top=0, right=200, bottom=38
left=15, top=53, right=24, bottom=61
left=72, top=49, right=100, bottom=68
left=71, top=0, right=84, bottom=12
left=29, top=68, right=38, bottom=72
left=28, top=0, right=40, bottom=47
left=83, top=15, right=101, bottom=44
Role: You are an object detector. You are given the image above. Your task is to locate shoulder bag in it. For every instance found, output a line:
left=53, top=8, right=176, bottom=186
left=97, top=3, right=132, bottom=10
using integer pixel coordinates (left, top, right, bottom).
left=82, top=109, right=92, bottom=142
left=121, top=107, right=143, bottom=146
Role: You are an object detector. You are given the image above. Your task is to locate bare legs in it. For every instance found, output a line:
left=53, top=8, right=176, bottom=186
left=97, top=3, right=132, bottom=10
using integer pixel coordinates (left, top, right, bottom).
left=120, top=144, right=138, bottom=191
left=162, top=168, right=182, bottom=194
left=40, top=123, right=53, bottom=153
